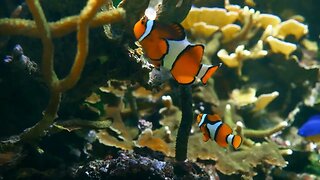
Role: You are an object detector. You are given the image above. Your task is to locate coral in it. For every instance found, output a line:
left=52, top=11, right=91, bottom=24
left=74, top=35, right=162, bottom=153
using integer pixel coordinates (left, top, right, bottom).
left=1, top=0, right=319, bottom=179
left=136, top=129, right=171, bottom=154
left=276, top=19, right=308, bottom=40
left=97, top=106, right=137, bottom=150
left=0, top=8, right=125, bottom=38
left=230, top=87, right=279, bottom=112
left=120, top=101, right=288, bottom=176
left=266, top=36, right=297, bottom=58
left=189, top=22, right=219, bottom=39
left=257, top=14, right=281, bottom=28
left=92, top=1, right=311, bottom=177
left=217, top=42, right=267, bottom=75
left=181, top=3, right=309, bottom=75
left=19, top=0, right=120, bottom=143
left=92, top=88, right=288, bottom=176
left=220, top=24, right=241, bottom=42
left=254, top=91, right=279, bottom=111
left=0, top=0, right=126, bottom=147
left=182, top=7, right=238, bottom=29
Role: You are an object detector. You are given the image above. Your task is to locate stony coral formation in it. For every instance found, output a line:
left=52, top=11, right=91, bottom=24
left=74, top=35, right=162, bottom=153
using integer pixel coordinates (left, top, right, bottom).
left=181, top=3, right=309, bottom=76
left=92, top=1, right=318, bottom=178
left=1, top=0, right=320, bottom=179
left=95, top=89, right=288, bottom=177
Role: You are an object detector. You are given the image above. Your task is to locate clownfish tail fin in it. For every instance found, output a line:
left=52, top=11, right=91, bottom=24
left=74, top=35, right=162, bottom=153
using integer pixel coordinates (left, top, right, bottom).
left=196, top=63, right=222, bottom=85
left=226, top=134, right=242, bottom=149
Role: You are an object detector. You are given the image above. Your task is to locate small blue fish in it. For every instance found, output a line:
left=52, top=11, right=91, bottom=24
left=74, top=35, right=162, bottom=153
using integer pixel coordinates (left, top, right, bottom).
left=298, top=114, right=320, bottom=142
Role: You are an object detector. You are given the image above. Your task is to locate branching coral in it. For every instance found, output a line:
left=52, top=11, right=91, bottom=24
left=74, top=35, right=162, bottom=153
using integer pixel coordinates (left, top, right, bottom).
left=230, top=87, right=279, bottom=112
left=0, top=8, right=125, bottom=38
left=108, top=96, right=288, bottom=176
left=1, top=0, right=318, bottom=179
left=181, top=2, right=309, bottom=76
left=0, top=0, right=125, bottom=145
left=85, top=81, right=293, bottom=177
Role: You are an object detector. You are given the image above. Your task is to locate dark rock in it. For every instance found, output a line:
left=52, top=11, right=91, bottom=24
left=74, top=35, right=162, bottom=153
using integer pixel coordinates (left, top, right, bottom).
left=73, top=151, right=209, bottom=180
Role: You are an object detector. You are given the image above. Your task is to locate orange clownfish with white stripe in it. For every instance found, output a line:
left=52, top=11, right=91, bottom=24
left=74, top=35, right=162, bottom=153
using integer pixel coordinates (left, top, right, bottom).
left=133, top=16, right=221, bottom=85
left=196, top=113, right=242, bottom=149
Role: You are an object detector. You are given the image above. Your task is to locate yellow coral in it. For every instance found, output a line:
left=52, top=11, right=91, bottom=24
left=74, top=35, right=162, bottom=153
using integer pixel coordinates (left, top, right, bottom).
left=250, top=40, right=268, bottom=58
left=217, top=49, right=240, bottom=68
left=182, top=7, right=238, bottom=29
left=230, top=88, right=257, bottom=107
left=257, top=14, right=281, bottom=29
left=218, top=45, right=255, bottom=75
left=202, top=7, right=239, bottom=27
left=266, top=36, right=297, bottom=58
left=221, top=24, right=241, bottom=42
left=301, top=39, right=319, bottom=52
left=276, top=19, right=308, bottom=40
left=181, top=8, right=201, bottom=29
left=230, top=88, right=279, bottom=111
left=225, top=4, right=241, bottom=12
left=254, top=91, right=279, bottom=111
left=190, top=22, right=219, bottom=39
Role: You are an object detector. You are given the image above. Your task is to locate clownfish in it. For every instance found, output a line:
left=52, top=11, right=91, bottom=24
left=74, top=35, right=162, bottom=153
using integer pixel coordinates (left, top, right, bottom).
left=133, top=16, right=221, bottom=85
left=298, top=114, right=320, bottom=142
left=196, top=113, right=242, bottom=149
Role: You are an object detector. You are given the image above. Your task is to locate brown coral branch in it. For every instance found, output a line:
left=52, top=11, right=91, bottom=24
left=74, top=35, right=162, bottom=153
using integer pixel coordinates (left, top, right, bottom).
left=52, top=119, right=112, bottom=132
left=222, top=13, right=254, bottom=48
left=0, top=9, right=125, bottom=38
left=243, top=121, right=288, bottom=138
left=58, top=0, right=105, bottom=92
left=54, top=8, right=125, bottom=38
left=20, top=90, right=62, bottom=142
left=19, top=0, right=116, bottom=143
left=25, top=0, right=57, bottom=86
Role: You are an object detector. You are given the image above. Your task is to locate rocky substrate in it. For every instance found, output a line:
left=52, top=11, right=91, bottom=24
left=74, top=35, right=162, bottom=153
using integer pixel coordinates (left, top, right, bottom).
left=73, top=150, right=209, bottom=179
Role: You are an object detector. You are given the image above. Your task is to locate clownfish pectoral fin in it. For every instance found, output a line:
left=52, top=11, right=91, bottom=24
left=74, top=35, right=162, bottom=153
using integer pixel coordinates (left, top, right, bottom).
left=197, top=63, right=222, bottom=85
left=154, top=22, right=186, bottom=41
left=203, top=134, right=210, bottom=142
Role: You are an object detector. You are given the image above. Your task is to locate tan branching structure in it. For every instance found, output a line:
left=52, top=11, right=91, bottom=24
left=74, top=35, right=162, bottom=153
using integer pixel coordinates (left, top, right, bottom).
left=0, top=8, right=125, bottom=38
left=0, top=0, right=125, bottom=143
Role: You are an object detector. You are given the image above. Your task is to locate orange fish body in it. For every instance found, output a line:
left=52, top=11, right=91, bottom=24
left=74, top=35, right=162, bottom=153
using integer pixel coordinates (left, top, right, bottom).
left=133, top=17, right=221, bottom=85
left=196, top=114, right=242, bottom=149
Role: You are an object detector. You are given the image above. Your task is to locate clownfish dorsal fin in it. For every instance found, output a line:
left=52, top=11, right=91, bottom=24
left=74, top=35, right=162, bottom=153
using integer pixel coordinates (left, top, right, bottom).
left=154, top=22, right=186, bottom=41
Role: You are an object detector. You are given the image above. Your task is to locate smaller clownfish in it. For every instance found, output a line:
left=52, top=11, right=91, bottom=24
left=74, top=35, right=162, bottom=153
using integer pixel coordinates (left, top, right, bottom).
left=298, top=114, right=320, bottom=142
left=133, top=16, right=221, bottom=85
left=196, top=114, right=242, bottom=149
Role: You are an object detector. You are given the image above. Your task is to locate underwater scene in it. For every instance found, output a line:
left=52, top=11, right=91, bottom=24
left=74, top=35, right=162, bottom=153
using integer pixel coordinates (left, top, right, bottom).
left=1, top=0, right=320, bottom=179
